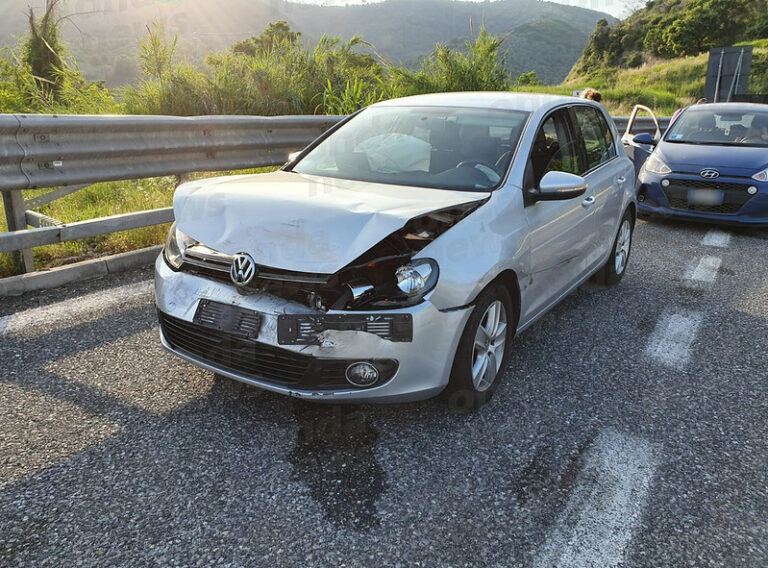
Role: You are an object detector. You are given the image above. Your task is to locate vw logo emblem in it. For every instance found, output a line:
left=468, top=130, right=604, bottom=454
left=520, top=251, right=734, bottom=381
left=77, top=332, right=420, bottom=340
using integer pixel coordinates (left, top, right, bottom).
left=230, top=253, right=257, bottom=286
left=700, top=169, right=720, bottom=179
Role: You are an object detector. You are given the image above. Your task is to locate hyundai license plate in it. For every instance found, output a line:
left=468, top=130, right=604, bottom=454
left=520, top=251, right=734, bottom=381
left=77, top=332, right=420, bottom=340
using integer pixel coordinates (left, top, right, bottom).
left=688, top=188, right=724, bottom=206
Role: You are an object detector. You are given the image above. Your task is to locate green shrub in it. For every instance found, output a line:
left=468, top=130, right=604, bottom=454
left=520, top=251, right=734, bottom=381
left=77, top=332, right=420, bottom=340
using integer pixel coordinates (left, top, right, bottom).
left=626, top=53, right=643, bottom=68
left=0, top=3, right=117, bottom=115
left=515, top=71, right=543, bottom=86
left=390, top=28, right=511, bottom=95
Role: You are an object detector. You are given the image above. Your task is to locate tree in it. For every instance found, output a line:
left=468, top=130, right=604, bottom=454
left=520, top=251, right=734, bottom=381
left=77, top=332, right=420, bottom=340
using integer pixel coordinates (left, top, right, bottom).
left=0, top=0, right=116, bottom=114
left=24, top=0, right=65, bottom=99
left=746, top=13, right=768, bottom=39
left=232, top=21, right=301, bottom=57
left=515, top=70, right=542, bottom=86
left=662, top=0, right=763, bottom=56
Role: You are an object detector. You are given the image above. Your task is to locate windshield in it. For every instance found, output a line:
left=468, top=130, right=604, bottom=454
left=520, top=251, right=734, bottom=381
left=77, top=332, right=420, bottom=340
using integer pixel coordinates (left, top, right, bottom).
left=291, top=106, right=530, bottom=191
left=666, top=108, right=768, bottom=147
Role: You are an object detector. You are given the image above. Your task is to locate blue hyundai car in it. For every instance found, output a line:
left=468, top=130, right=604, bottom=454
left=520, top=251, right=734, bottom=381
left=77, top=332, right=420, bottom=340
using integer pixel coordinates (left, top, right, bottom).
left=631, top=103, right=768, bottom=226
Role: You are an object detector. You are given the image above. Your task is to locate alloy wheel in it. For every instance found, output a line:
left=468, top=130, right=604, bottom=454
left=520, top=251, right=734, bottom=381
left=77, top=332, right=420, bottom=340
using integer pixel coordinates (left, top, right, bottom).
left=471, top=300, right=507, bottom=392
left=614, top=219, right=632, bottom=275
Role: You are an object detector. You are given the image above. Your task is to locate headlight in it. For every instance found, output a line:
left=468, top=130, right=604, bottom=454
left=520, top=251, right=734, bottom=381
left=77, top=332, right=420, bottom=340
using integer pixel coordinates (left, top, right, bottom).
left=752, top=168, right=768, bottom=182
left=163, top=222, right=197, bottom=270
left=343, top=258, right=439, bottom=309
left=644, top=154, right=672, bottom=175
left=395, top=259, right=438, bottom=297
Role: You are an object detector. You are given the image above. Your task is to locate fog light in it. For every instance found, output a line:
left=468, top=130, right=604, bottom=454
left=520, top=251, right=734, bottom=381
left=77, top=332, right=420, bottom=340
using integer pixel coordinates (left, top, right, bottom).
left=661, top=179, right=670, bottom=187
left=345, top=362, right=379, bottom=387
left=748, top=186, right=758, bottom=195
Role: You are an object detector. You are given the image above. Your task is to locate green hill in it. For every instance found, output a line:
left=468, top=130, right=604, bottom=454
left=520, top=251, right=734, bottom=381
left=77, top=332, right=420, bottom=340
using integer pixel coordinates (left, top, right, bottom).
left=557, top=0, right=768, bottom=114
left=567, top=0, right=767, bottom=83
left=0, top=0, right=613, bottom=87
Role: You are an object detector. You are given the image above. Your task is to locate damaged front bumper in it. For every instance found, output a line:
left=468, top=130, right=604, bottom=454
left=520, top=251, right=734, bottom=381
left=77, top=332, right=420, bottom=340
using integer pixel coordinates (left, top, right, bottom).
left=155, top=255, right=473, bottom=402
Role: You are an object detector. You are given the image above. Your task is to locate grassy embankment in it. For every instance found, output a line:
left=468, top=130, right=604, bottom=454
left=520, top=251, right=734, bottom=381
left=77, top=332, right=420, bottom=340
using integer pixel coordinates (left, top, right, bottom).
left=556, top=42, right=768, bottom=115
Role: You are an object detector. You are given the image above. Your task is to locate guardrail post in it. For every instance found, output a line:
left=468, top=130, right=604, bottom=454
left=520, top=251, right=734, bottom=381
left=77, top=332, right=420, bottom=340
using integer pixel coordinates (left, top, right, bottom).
left=2, top=190, right=35, bottom=274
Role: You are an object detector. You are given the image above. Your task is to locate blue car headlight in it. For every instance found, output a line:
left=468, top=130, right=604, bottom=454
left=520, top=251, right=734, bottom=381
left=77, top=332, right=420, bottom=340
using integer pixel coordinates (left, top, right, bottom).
left=644, top=154, right=672, bottom=175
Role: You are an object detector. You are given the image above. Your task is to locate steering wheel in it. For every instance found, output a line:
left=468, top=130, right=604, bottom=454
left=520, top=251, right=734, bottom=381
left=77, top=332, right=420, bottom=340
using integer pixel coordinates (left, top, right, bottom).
left=456, top=160, right=502, bottom=184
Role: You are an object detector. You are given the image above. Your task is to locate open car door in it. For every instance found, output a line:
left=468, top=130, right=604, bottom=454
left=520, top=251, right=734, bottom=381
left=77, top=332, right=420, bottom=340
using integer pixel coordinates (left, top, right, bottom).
left=621, top=104, right=662, bottom=179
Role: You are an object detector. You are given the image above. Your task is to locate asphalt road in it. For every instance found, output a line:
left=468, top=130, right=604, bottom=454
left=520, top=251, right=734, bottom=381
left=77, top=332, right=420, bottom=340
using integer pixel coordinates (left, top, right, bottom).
left=1, top=218, right=767, bottom=567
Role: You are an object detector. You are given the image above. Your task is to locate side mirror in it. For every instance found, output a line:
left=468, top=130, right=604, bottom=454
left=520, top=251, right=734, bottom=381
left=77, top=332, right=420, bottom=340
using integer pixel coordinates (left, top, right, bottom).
left=632, top=133, right=657, bottom=146
left=530, top=171, right=588, bottom=202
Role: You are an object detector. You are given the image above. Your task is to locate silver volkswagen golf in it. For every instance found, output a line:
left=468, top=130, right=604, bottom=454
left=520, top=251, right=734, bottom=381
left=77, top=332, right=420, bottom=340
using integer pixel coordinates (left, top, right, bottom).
left=155, top=92, right=636, bottom=408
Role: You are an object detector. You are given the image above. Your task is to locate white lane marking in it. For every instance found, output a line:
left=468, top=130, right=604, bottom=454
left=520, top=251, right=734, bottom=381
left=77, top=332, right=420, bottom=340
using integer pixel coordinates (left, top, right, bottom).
left=688, top=256, right=722, bottom=283
left=644, top=311, right=703, bottom=369
left=1, top=280, right=153, bottom=338
left=533, top=429, right=657, bottom=568
left=682, top=256, right=722, bottom=291
left=701, top=230, right=731, bottom=248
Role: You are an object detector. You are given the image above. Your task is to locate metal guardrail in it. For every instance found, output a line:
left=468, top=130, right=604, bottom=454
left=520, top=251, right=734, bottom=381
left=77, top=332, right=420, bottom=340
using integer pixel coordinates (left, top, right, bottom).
left=0, top=114, right=342, bottom=191
left=0, top=114, right=342, bottom=274
left=0, top=113, right=668, bottom=276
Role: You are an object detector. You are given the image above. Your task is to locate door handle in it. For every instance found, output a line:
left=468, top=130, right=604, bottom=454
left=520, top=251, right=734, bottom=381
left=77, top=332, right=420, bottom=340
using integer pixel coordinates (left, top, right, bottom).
left=581, top=196, right=596, bottom=208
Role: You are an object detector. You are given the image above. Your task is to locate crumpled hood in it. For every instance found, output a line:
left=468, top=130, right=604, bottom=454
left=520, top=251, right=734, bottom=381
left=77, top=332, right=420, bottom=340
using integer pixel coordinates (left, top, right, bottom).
left=173, top=170, right=489, bottom=274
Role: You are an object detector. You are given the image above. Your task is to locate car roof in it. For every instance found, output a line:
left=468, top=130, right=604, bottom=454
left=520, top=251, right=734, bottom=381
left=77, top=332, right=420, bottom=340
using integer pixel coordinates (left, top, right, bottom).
left=372, top=91, right=583, bottom=113
left=684, top=102, right=768, bottom=114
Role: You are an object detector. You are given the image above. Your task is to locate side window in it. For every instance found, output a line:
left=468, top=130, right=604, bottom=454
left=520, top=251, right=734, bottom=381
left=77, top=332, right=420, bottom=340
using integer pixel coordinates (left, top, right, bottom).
left=572, top=106, right=617, bottom=173
left=528, top=110, right=580, bottom=188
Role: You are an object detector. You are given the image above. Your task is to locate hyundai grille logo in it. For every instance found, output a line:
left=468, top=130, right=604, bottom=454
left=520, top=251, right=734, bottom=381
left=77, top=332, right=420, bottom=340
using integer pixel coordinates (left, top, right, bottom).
left=230, top=253, right=257, bottom=286
left=700, top=169, right=720, bottom=179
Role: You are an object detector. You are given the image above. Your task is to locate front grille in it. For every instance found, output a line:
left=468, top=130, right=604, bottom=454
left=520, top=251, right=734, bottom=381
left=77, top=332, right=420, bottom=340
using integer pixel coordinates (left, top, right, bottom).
left=159, top=311, right=397, bottom=389
left=182, top=246, right=233, bottom=284
left=667, top=179, right=749, bottom=192
left=180, top=246, right=333, bottom=286
left=184, top=263, right=232, bottom=284
left=662, top=178, right=754, bottom=214
left=160, top=311, right=309, bottom=385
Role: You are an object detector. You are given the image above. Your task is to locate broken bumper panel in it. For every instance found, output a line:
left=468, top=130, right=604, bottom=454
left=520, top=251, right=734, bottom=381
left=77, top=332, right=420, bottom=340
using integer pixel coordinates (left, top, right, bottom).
left=277, top=313, right=413, bottom=345
left=155, top=255, right=473, bottom=402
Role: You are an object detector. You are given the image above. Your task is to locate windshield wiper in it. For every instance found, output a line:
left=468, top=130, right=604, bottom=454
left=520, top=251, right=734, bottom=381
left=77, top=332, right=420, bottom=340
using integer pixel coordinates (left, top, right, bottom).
left=667, top=140, right=744, bottom=147
left=666, top=140, right=709, bottom=145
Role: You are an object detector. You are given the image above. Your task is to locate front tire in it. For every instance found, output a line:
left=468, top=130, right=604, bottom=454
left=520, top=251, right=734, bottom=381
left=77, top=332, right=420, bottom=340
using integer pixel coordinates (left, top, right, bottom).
left=445, top=283, right=515, bottom=411
left=595, top=209, right=634, bottom=285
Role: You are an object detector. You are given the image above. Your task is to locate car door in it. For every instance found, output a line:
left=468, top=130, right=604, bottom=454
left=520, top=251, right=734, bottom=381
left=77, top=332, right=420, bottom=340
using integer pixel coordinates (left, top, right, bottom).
left=521, top=108, right=595, bottom=323
left=621, top=104, right=662, bottom=177
left=570, top=104, right=632, bottom=270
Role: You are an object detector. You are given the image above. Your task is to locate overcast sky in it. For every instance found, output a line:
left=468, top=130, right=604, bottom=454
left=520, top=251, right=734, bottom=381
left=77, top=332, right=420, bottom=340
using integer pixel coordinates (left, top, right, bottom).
left=296, top=0, right=643, bottom=18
